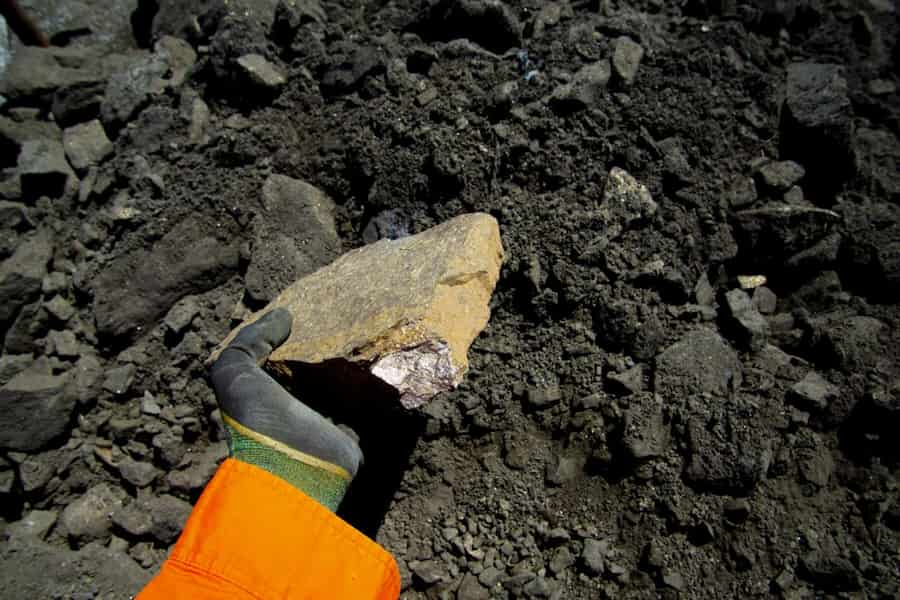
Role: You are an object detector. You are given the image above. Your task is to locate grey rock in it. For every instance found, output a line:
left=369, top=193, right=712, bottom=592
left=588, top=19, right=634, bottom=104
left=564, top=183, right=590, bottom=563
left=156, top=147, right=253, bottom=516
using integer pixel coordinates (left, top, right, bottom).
left=321, top=46, right=384, bottom=95
left=19, top=456, right=56, bottom=493
left=724, top=289, right=769, bottom=351
left=0, top=46, right=105, bottom=105
left=118, top=457, right=160, bottom=488
left=684, top=413, right=772, bottom=495
left=60, top=483, right=123, bottom=543
left=607, top=363, right=646, bottom=395
left=0, top=354, right=32, bottom=386
left=781, top=63, right=853, bottom=196
left=523, top=576, right=554, bottom=597
left=658, top=137, right=692, bottom=186
left=612, top=36, right=644, bottom=85
left=245, top=175, right=341, bottom=303
left=416, top=0, right=522, bottom=54
left=733, top=203, right=840, bottom=266
left=362, top=209, right=410, bottom=244
left=101, top=53, right=168, bottom=132
left=503, top=432, right=532, bottom=470
left=799, top=552, right=861, bottom=592
left=661, top=569, right=686, bottom=591
left=0, top=535, right=149, bottom=598
left=47, top=330, right=80, bottom=358
left=525, top=385, right=562, bottom=409
left=71, top=354, right=103, bottom=406
left=621, top=393, right=668, bottom=460
left=581, top=539, right=608, bottom=575
left=583, top=167, right=657, bottom=255
left=4, top=510, right=57, bottom=540
left=655, top=328, right=742, bottom=403
left=790, top=372, right=839, bottom=412
left=51, top=80, right=107, bottom=127
left=0, top=370, right=74, bottom=452
left=457, top=572, right=490, bottom=599
left=155, top=36, right=196, bottom=88
left=3, top=301, right=49, bottom=355
left=549, top=546, right=575, bottom=574
left=140, top=391, right=161, bottom=416
left=62, top=120, right=113, bottom=174
left=818, top=316, right=885, bottom=371
left=478, top=566, right=504, bottom=588
left=550, top=60, right=611, bottom=112
left=751, top=286, right=777, bottom=314
left=16, top=139, right=76, bottom=201
left=0, top=230, right=52, bottom=331
left=187, top=96, right=210, bottom=146
left=786, top=232, right=841, bottom=271
left=546, top=453, right=581, bottom=485
left=410, top=559, right=447, bottom=585
left=728, top=176, right=757, bottom=208
left=165, top=442, right=227, bottom=495
left=163, top=296, right=200, bottom=335
left=112, top=501, right=153, bottom=537
left=103, top=364, right=136, bottom=396
left=237, top=54, right=286, bottom=91
left=44, top=296, right=76, bottom=322
left=93, top=219, right=240, bottom=340
left=799, top=444, right=833, bottom=487
left=145, top=494, right=192, bottom=544
left=757, top=160, right=805, bottom=191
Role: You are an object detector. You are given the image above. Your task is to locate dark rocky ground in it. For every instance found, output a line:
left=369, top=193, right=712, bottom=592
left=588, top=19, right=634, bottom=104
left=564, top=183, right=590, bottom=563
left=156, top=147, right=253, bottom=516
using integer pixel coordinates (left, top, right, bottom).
left=1, top=0, right=899, bottom=597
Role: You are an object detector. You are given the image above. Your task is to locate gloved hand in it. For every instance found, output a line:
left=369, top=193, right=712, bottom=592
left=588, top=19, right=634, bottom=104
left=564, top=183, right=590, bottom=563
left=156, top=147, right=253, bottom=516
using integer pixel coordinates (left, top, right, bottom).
left=209, top=308, right=363, bottom=511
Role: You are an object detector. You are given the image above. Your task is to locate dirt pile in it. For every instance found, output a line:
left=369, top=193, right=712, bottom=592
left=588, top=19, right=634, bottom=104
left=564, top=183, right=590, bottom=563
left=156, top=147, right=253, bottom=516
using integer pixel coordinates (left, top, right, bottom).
left=0, top=0, right=898, bottom=598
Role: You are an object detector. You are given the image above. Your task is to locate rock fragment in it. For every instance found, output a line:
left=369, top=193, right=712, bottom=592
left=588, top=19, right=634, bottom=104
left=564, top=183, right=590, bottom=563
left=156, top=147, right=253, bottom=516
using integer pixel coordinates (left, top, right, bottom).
left=5, top=510, right=58, bottom=540
left=414, top=0, right=522, bottom=54
left=684, top=414, right=772, bottom=495
left=237, top=54, right=286, bottom=91
left=780, top=63, right=853, bottom=197
left=16, top=139, right=77, bottom=201
left=790, top=371, right=839, bottom=412
left=550, top=60, right=611, bottom=112
left=724, top=289, right=769, bottom=351
left=215, top=214, right=503, bottom=409
left=0, top=370, right=74, bottom=452
left=655, top=328, right=742, bottom=403
left=612, top=36, right=644, bottom=85
left=620, top=393, right=668, bottom=461
left=732, top=203, right=840, bottom=266
left=245, top=175, right=341, bottom=304
left=60, top=483, right=123, bottom=544
left=757, top=160, right=805, bottom=192
left=63, top=120, right=113, bottom=174
left=583, top=168, right=657, bottom=255
left=0, top=230, right=52, bottom=332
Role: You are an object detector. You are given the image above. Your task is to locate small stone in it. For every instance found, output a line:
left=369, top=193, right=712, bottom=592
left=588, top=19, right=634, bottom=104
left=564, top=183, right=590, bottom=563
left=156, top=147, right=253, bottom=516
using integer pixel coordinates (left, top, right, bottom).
left=581, top=539, right=607, bottom=575
left=661, top=569, right=686, bottom=591
left=103, top=364, right=136, bottom=396
left=112, top=501, right=153, bottom=537
left=165, top=442, right=227, bottom=495
left=410, top=559, right=446, bottom=585
left=620, top=393, right=668, bottom=460
left=71, top=354, right=103, bottom=407
left=457, top=572, right=490, bottom=600
left=752, top=286, right=777, bottom=314
left=655, top=328, right=742, bottom=402
left=47, top=330, right=80, bottom=358
left=758, top=160, right=805, bottom=191
left=790, top=371, right=839, bottom=412
left=62, top=120, right=113, bottom=174
left=724, top=289, right=769, bottom=351
left=60, top=483, right=122, bottom=543
left=214, top=214, right=503, bottom=409
left=525, top=385, right=562, bottom=409
left=799, top=552, right=861, bottom=592
left=237, top=54, right=286, bottom=91
left=783, top=185, right=804, bottom=204
left=19, top=456, right=56, bottom=493
left=549, top=546, right=575, bottom=574
left=0, top=370, right=75, bottom=452
left=546, top=454, right=581, bottom=485
left=583, top=167, right=657, bottom=255
left=607, top=364, right=646, bottom=395
left=140, top=391, right=161, bottom=416
left=478, top=566, right=504, bottom=588
left=163, top=296, right=200, bottom=335
left=550, top=60, right=611, bottom=112
left=188, top=97, right=210, bottom=145
left=118, top=457, right=160, bottom=488
left=4, top=510, right=57, bottom=540
left=612, top=36, right=644, bottom=85
left=44, top=296, right=76, bottom=322
left=867, top=78, right=896, bottom=96
left=16, top=139, right=76, bottom=201
left=728, top=176, right=757, bottom=208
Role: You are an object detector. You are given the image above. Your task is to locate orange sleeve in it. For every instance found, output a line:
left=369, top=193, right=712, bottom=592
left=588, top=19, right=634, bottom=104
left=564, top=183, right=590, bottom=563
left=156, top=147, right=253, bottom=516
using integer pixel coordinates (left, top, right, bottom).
left=138, top=458, right=400, bottom=600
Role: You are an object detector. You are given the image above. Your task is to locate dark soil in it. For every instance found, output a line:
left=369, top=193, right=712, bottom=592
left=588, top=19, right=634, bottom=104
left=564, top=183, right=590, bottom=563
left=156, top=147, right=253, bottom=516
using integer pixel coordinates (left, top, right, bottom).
left=1, top=0, right=899, bottom=598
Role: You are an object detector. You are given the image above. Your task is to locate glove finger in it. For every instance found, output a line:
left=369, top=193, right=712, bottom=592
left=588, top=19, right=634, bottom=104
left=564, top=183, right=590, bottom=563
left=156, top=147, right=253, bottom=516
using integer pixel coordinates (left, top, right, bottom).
left=224, top=307, right=292, bottom=365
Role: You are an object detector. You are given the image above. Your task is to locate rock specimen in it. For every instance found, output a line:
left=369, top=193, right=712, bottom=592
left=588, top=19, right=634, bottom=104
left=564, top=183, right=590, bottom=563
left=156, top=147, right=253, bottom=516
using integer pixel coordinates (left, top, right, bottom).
left=214, top=213, right=504, bottom=409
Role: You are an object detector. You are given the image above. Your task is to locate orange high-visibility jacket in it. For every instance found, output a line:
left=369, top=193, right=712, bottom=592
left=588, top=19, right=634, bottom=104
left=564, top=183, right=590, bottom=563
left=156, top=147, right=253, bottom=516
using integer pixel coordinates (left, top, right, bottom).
left=139, top=459, right=401, bottom=599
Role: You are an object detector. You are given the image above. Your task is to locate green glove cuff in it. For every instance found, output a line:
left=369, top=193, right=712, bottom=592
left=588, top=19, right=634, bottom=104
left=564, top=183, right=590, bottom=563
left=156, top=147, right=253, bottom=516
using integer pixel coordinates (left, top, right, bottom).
left=223, top=415, right=351, bottom=512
